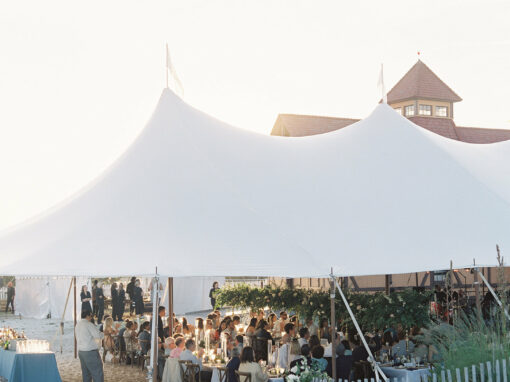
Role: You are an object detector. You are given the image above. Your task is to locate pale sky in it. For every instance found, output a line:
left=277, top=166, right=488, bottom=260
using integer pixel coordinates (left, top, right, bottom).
left=1, top=0, right=509, bottom=230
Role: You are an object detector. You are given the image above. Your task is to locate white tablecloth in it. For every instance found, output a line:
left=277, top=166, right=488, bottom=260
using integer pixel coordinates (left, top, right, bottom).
left=380, top=366, right=430, bottom=382
left=210, top=366, right=284, bottom=382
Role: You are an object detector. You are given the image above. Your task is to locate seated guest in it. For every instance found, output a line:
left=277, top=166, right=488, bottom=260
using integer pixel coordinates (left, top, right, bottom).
left=341, top=340, right=352, bottom=356
left=308, top=334, right=320, bottom=350
left=392, top=331, right=414, bottom=358
left=289, top=344, right=312, bottom=371
left=164, top=336, right=176, bottom=356
left=326, top=343, right=353, bottom=381
left=253, top=320, right=273, bottom=362
left=124, top=321, right=140, bottom=353
left=138, top=321, right=151, bottom=355
left=311, top=345, right=328, bottom=372
left=281, top=323, right=295, bottom=344
left=226, top=346, right=241, bottom=382
left=225, top=319, right=237, bottom=338
left=381, top=331, right=394, bottom=356
left=245, top=318, right=257, bottom=346
left=298, top=327, right=309, bottom=347
left=319, top=318, right=331, bottom=343
left=170, top=336, right=185, bottom=358
left=239, top=347, right=269, bottom=382
left=235, top=335, right=244, bottom=354
left=180, top=339, right=212, bottom=382
left=352, top=334, right=381, bottom=363
left=288, top=339, right=302, bottom=367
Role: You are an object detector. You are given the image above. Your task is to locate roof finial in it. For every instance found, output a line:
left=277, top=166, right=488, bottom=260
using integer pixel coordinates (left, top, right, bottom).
left=417, top=51, right=421, bottom=60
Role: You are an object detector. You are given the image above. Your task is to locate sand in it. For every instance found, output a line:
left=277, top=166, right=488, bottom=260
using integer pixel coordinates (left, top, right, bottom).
left=0, top=312, right=147, bottom=381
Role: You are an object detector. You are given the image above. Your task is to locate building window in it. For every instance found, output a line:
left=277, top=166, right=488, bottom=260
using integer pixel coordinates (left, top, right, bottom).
left=436, top=106, right=448, bottom=117
left=419, top=104, right=432, bottom=116
left=394, top=107, right=402, bottom=115
left=404, top=105, right=415, bottom=116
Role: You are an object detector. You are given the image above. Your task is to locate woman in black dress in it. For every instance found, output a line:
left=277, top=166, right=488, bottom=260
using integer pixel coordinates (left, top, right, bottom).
left=80, top=285, right=92, bottom=314
left=118, top=283, right=126, bottom=319
left=111, top=282, right=119, bottom=321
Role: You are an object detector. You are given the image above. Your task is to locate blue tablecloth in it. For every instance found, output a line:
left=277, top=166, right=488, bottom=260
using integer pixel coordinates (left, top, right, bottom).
left=0, top=348, right=62, bottom=382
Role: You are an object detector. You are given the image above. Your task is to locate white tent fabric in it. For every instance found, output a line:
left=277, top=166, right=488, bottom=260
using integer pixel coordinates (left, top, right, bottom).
left=0, top=89, right=509, bottom=277
left=160, top=277, right=225, bottom=315
left=15, top=277, right=90, bottom=320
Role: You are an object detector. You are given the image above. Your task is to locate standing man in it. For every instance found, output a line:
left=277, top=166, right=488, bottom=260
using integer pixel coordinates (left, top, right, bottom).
left=95, top=282, right=105, bottom=324
left=126, top=277, right=136, bottom=315
left=5, top=281, right=15, bottom=314
left=76, top=310, right=104, bottom=382
left=209, top=281, right=219, bottom=309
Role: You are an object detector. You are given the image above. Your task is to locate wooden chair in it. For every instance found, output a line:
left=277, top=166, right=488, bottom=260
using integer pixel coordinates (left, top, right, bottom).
left=217, top=367, right=228, bottom=382
left=179, top=360, right=191, bottom=382
left=235, top=371, right=252, bottom=382
left=188, top=363, right=201, bottom=382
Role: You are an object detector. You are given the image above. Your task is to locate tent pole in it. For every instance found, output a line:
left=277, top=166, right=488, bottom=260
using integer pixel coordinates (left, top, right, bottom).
left=59, top=278, right=74, bottom=354
left=333, top=278, right=387, bottom=382
left=476, top=267, right=510, bottom=320
left=73, top=276, right=77, bottom=359
left=329, top=269, right=336, bottom=382
left=473, top=259, right=482, bottom=316
left=168, top=277, right=173, bottom=335
left=149, top=271, right=159, bottom=382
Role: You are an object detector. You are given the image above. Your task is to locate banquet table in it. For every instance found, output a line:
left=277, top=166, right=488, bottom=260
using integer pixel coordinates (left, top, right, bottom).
left=379, top=366, right=430, bottom=382
left=0, top=348, right=62, bottom=382
left=208, top=365, right=284, bottom=382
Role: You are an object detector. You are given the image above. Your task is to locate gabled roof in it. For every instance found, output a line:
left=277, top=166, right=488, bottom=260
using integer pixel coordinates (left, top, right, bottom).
left=455, top=126, right=510, bottom=144
left=271, top=112, right=510, bottom=144
left=271, top=114, right=359, bottom=137
left=408, top=116, right=459, bottom=141
left=387, top=60, right=462, bottom=103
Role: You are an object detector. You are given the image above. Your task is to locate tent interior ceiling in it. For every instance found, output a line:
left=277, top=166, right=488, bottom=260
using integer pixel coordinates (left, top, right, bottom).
left=0, top=89, right=509, bottom=277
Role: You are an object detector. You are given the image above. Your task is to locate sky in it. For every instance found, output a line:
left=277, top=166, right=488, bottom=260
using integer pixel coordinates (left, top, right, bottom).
left=1, top=0, right=510, bottom=230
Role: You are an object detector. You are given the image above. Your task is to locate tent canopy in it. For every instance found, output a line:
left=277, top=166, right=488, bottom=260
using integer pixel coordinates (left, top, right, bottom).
left=0, top=89, right=509, bottom=277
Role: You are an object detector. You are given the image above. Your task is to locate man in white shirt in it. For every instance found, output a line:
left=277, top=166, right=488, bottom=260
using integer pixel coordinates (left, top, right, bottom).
left=75, top=310, right=104, bottom=382
left=306, top=318, right=319, bottom=337
left=180, top=339, right=212, bottom=382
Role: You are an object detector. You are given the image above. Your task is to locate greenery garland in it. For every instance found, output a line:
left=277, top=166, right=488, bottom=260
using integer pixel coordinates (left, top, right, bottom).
left=215, top=284, right=432, bottom=331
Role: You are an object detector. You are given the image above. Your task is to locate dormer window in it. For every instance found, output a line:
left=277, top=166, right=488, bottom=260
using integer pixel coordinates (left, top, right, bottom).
left=404, top=105, right=415, bottom=116
left=419, top=104, right=432, bottom=116
left=435, top=106, right=448, bottom=117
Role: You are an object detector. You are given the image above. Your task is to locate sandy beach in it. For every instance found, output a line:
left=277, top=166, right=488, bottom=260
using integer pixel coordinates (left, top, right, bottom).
left=0, top=312, right=147, bottom=381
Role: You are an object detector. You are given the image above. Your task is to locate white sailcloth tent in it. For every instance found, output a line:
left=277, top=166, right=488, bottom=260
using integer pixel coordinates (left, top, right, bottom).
left=0, top=89, right=509, bottom=277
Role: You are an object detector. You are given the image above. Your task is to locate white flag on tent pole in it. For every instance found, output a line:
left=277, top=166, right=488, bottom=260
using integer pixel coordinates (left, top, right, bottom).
left=166, top=43, right=184, bottom=97
left=378, top=63, right=387, bottom=104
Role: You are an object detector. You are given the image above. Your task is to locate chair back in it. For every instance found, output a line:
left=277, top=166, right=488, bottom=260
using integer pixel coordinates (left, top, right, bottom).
left=352, top=360, right=374, bottom=380
left=178, top=360, right=191, bottom=382
left=235, top=371, right=252, bottom=382
left=162, top=358, right=183, bottom=382
left=217, top=367, right=228, bottom=382
left=187, top=363, right=201, bottom=382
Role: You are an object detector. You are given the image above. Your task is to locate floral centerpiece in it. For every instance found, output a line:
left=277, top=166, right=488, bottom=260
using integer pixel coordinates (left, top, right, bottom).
left=286, top=359, right=331, bottom=382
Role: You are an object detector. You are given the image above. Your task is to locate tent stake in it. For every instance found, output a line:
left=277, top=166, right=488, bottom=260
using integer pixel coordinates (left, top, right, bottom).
left=333, top=277, right=387, bottom=382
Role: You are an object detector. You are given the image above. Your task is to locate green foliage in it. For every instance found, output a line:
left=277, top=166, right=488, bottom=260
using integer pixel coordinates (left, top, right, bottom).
left=216, top=284, right=432, bottom=331
left=424, top=310, right=510, bottom=376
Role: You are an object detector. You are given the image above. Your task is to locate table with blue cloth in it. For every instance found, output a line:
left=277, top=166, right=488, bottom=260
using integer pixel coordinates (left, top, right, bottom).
left=0, top=348, right=62, bottom=382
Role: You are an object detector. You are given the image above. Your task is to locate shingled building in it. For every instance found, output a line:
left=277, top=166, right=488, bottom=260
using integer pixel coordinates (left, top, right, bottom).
left=271, top=60, right=510, bottom=143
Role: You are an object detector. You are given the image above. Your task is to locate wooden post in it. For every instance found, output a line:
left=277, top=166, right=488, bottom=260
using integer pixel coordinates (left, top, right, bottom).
left=415, top=273, right=419, bottom=288
left=385, top=274, right=391, bottom=295
left=73, top=276, right=77, bottom=359
left=168, top=277, right=174, bottom=335
left=473, top=260, right=482, bottom=316
left=330, top=269, right=336, bottom=382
